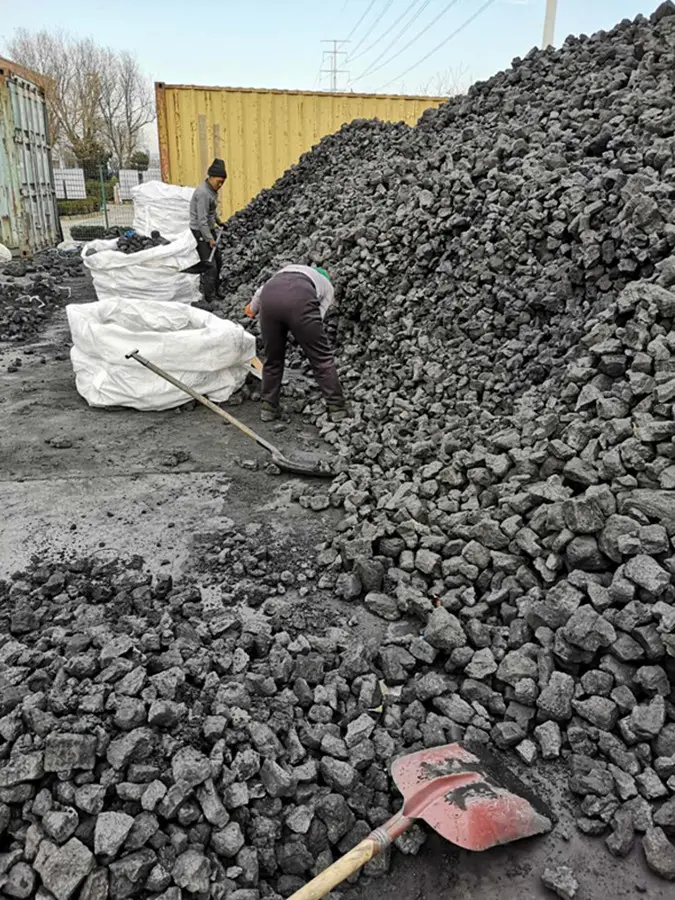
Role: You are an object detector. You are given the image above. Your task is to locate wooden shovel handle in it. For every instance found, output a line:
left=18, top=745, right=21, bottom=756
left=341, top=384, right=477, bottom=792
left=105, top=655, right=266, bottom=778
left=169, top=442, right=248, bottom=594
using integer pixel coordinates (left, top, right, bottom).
left=289, top=838, right=379, bottom=900
left=288, top=811, right=411, bottom=900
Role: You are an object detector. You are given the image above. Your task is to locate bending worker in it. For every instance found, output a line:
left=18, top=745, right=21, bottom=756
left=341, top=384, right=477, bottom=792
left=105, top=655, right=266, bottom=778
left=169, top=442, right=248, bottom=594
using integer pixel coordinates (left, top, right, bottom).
left=244, top=264, right=350, bottom=423
left=189, top=158, right=227, bottom=304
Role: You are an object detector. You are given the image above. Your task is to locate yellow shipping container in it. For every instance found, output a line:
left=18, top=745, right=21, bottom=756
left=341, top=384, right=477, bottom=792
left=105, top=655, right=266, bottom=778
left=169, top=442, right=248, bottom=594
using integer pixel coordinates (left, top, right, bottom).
left=155, top=83, right=446, bottom=221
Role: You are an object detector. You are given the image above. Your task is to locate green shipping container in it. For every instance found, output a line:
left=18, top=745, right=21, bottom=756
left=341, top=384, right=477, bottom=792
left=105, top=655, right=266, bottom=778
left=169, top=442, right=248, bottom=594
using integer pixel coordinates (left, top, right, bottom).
left=0, top=57, right=62, bottom=256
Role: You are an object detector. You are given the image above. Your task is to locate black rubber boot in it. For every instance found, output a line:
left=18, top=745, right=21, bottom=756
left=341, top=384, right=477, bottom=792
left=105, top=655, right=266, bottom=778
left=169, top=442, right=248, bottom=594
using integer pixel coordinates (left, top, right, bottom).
left=260, top=401, right=280, bottom=422
left=327, top=401, right=352, bottom=423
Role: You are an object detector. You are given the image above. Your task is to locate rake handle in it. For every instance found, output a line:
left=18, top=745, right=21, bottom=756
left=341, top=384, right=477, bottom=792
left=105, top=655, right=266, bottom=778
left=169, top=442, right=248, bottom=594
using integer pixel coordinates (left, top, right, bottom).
left=288, top=811, right=411, bottom=900
left=208, top=227, right=222, bottom=263
left=125, top=349, right=277, bottom=455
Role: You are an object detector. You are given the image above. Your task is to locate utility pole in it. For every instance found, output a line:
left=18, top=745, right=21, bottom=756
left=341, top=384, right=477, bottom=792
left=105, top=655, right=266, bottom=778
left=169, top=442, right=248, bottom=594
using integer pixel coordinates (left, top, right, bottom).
left=320, top=40, right=349, bottom=92
left=542, top=0, right=558, bottom=48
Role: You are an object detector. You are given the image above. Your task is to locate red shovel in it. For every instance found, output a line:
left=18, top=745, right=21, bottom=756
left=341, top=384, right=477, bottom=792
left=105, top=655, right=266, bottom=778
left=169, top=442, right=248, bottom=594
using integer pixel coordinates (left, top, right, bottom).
left=289, top=742, right=552, bottom=900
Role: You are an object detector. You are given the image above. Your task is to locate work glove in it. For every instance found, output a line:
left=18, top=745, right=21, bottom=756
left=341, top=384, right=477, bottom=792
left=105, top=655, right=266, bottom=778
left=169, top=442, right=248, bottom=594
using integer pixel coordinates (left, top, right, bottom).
left=244, top=303, right=256, bottom=319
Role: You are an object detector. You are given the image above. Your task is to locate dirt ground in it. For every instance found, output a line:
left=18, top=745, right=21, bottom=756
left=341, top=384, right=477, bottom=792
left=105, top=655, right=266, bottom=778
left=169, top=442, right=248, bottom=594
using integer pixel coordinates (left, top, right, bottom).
left=0, top=274, right=669, bottom=899
left=0, top=275, right=338, bottom=580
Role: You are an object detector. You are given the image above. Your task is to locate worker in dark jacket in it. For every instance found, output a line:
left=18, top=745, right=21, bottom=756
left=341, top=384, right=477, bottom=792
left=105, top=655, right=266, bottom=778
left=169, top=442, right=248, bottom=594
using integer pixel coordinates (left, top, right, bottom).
left=244, top=265, right=350, bottom=423
left=189, top=158, right=227, bottom=303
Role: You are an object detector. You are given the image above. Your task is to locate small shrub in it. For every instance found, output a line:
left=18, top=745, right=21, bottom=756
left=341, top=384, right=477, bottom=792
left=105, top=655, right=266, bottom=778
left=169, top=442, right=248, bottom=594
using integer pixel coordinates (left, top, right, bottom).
left=85, top=180, right=115, bottom=203
left=57, top=198, right=98, bottom=216
left=70, top=225, right=106, bottom=241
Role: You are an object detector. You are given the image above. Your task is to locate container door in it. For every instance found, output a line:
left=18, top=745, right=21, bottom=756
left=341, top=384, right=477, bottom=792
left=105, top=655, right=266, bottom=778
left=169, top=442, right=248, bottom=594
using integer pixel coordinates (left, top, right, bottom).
left=8, top=75, right=61, bottom=255
left=0, top=76, right=22, bottom=252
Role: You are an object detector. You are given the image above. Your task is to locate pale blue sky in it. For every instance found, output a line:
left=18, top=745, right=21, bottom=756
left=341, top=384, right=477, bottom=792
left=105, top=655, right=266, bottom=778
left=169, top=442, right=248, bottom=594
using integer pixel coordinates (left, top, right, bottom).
left=0, top=0, right=658, bottom=96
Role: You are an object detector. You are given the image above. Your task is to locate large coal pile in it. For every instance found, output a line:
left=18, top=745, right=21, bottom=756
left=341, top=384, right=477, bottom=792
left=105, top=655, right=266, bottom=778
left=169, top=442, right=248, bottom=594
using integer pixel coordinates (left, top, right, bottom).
left=219, top=2, right=675, bottom=414
left=212, top=2, right=675, bottom=878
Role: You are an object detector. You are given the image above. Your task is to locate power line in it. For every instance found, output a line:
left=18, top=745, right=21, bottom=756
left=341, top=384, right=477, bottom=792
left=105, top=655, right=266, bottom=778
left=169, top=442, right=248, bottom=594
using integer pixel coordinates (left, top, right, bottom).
left=320, top=39, right=350, bottom=91
left=313, top=1, right=351, bottom=91
left=350, top=0, right=461, bottom=85
left=347, top=0, right=427, bottom=65
left=315, top=0, right=362, bottom=91
left=378, top=0, right=497, bottom=91
left=344, top=0, right=380, bottom=42
left=328, top=0, right=352, bottom=33
left=348, top=0, right=434, bottom=83
left=346, top=0, right=395, bottom=61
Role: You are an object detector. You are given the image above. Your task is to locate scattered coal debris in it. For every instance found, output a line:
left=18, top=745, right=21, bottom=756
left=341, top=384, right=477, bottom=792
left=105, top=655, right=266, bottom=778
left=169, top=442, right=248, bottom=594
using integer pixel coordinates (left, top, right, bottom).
left=1, top=244, right=86, bottom=345
left=1, top=250, right=83, bottom=282
left=0, top=274, right=76, bottom=344
left=0, top=551, right=429, bottom=900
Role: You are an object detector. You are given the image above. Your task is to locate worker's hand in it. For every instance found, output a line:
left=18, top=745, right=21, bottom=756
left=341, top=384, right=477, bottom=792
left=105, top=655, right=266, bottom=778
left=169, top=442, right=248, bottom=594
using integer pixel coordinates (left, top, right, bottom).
left=244, top=303, right=256, bottom=319
left=209, top=240, right=215, bottom=249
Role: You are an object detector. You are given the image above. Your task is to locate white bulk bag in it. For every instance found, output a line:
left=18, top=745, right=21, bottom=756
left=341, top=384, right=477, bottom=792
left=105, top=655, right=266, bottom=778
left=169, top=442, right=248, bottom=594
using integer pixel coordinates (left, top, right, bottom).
left=66, top=298, right=256, bottom=411
left=82, top=229, right=200, bottom=305
left=57, top=240, right=83, bottom=253
left=0, top=243, right=12, bottom=263
left=131, top=181, right=195, bottom=241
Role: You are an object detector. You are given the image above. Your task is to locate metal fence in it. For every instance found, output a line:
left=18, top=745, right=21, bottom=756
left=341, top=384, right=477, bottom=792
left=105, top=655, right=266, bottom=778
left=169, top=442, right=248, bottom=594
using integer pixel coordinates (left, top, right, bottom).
left=54, top=168, right=86, bottom=200
left=118, top=168, right=162, bottom=200
left=57, top=165, right=164, bottom=239
left=59, top=205, right=135, bottom=240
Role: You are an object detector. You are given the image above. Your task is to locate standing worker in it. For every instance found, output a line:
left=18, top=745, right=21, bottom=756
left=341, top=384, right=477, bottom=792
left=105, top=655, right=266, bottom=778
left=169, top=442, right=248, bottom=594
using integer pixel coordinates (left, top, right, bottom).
left=189, top=158, right=227, bottom=304
left=244, top=264, right=350, bottom=423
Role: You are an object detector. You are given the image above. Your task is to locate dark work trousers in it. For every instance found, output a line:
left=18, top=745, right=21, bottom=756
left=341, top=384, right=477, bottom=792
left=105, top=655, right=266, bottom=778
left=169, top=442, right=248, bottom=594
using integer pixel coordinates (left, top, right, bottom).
left=191, top=229, right=221, bottom=301
left=259, top=272, right=345, bottom=409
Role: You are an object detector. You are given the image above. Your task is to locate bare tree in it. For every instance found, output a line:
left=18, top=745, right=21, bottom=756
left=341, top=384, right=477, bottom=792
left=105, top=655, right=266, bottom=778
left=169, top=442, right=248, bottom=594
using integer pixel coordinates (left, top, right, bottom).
left=68, top=40, right=108, bottom=171
left=8, top=30, right=71, bottom=152
left=97, top=50, right=154, bottom=169
left=419, top=63, right=473, bottom=97
left=7, top=29, right=154, bottom=170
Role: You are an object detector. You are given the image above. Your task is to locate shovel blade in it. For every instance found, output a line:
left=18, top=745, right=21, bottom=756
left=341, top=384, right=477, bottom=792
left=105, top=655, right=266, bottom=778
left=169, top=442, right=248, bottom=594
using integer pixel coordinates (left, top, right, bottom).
left=271, top=451, right=334, bottom=478
left=392, top=743, right=552, bottom=852
left=248, top=357, right=263, bottom=381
